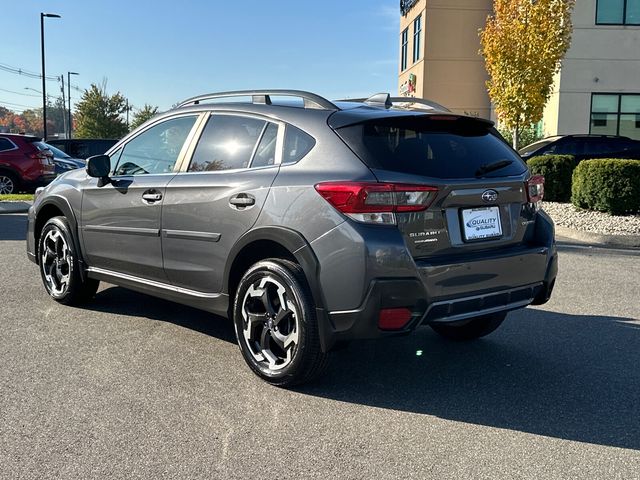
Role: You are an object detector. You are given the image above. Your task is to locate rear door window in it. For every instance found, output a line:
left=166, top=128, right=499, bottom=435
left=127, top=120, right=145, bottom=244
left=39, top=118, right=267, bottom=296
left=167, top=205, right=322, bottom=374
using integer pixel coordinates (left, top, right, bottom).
left=336, top=116, right=526, bottom=179
left=188, top=115, right=267, bottom=172
left=0, top=138, right=16, bottom=152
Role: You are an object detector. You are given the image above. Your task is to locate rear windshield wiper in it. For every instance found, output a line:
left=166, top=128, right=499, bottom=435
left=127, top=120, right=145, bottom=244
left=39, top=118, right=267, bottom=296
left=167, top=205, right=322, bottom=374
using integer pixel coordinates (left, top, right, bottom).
left=475, top=159, right=514, bottom=177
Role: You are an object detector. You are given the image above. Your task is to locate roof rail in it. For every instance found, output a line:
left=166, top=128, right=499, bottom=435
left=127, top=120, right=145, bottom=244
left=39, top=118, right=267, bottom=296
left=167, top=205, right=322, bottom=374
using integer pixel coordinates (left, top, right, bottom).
left=177, top=89, right=339, bottom=110
left=339, top=94, right=451, bottom=112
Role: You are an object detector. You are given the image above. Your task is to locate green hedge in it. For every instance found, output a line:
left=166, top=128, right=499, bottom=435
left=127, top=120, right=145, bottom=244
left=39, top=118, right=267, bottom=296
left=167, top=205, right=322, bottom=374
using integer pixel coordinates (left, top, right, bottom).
left=526, top=155, right=577, bottom=202
left=572, top=159, right=640, bottom=215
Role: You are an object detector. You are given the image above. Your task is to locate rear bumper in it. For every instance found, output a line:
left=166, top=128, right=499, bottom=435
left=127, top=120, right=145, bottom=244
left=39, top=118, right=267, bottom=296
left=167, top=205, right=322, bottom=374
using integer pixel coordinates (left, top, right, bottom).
left=323, top=243, right=557, bottom=349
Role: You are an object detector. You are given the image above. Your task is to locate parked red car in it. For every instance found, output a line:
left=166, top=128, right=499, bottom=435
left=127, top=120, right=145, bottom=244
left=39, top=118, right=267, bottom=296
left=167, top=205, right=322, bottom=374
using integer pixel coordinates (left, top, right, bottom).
left=0, top=134, right=56, bottom=194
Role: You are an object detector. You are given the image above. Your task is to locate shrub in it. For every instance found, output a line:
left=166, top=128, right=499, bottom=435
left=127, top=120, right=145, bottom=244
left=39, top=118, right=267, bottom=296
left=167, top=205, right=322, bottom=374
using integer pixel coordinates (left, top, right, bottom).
left=526, top=155, right=576, bottom=202
left=572, top=159, right=640, bottom=215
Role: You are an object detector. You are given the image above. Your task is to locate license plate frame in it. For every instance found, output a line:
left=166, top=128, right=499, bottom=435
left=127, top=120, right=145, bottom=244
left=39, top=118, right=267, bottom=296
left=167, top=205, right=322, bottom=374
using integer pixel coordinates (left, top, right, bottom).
left=460, top=206, right=502, bottom=242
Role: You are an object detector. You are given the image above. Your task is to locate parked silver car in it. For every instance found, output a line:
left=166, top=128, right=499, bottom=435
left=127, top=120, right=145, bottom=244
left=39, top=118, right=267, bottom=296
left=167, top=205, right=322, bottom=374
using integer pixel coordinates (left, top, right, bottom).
left=26, top=90, right=557, bottom=386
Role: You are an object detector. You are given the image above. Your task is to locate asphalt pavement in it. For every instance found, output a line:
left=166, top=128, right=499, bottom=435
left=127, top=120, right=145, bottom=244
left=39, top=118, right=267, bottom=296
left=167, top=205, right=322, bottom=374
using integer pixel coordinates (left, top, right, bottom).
left=1, top=213, right=639, bottom=479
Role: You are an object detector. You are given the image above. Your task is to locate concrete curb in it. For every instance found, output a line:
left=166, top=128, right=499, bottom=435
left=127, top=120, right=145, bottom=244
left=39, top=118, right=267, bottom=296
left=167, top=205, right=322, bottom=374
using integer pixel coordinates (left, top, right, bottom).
left=0, top=201, right=31, bottom=214
left=555, top=225, right=640, bottom=249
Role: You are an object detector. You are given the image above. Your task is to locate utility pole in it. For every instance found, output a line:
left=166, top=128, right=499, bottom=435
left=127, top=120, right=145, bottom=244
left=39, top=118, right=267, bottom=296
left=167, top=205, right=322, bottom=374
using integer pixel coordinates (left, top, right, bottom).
left=60, top=75, right=67, bottom=139
left=68, top=72, right=79, bottom=139
left=126, top=98, right=130, bottom=128
left=40, top=12, right=61, bottom=139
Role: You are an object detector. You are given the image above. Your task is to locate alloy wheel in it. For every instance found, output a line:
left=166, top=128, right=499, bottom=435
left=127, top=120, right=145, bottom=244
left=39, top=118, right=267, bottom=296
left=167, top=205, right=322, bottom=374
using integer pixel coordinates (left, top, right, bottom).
left=241, top=276, right=299, bottom=371
left=0, top=175, right=15, bottom=194
left=41, top=228, right=72, bottom=296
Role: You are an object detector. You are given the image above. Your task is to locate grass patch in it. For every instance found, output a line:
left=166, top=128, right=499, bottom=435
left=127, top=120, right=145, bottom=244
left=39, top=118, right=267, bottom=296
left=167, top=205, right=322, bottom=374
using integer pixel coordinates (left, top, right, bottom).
left=0, top=194, right=34, bottom=201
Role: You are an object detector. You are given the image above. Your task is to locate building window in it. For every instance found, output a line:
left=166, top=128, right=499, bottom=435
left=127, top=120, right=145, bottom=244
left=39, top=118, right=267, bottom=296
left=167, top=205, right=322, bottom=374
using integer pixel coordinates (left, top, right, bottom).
left=596, top=0, right=640, bottom=25
left=413, top=14, right=422, bottom=63
left=590, top=93, right=640, bottom=139
left=401, top=28, right=409, bottom=71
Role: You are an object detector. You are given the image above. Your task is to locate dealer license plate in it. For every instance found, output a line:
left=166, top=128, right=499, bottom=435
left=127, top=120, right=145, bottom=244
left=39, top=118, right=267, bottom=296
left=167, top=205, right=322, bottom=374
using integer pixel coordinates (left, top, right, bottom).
left=461, top=206, right=502, bottom=241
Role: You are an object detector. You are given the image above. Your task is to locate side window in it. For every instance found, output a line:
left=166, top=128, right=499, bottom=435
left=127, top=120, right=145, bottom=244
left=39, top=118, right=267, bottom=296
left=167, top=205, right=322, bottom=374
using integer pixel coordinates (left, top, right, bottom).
left=283, top=125, right=315, bottom=163
left=251, top=123, right=279, bottom=168
left=554, top=140, right=582, bottom=155
left=114, top=116, right=197, bottom=176
left=0, top=138, right=15, bottom=152
left=188, top=115, right=266, bottom=172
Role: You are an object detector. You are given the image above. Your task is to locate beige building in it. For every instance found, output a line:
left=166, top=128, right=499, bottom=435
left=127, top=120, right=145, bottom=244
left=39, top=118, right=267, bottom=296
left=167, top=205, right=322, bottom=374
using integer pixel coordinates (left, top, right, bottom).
left=398, top=0, right=493, bottom=119
left=398, top=0, right=640, bottom=140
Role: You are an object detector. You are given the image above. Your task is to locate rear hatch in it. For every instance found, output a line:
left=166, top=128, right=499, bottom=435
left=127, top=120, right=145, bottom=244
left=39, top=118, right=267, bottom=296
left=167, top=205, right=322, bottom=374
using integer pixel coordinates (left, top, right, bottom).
left=331, top=114, right=536, bottom=259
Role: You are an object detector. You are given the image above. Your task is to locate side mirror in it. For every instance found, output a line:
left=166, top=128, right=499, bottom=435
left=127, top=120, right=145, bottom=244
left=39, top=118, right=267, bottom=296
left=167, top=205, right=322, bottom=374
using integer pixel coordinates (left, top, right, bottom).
left=86, top=155, right=111, bottom=186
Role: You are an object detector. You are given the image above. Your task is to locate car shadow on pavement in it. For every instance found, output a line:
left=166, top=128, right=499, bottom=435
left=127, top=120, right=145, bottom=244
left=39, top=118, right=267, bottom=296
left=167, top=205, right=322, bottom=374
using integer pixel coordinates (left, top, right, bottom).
left=0, top=214, right=27, bottom=241
left=86, top=285, right=237, bottom=344
left=298, top=308, right=640, bottom=451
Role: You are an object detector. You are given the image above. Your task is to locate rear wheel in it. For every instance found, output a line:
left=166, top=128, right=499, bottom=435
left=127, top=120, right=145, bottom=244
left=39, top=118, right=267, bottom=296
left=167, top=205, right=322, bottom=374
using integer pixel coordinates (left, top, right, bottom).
left=233, top=259, right=329, bottom=387
left=430, top=312, right=507, bottom=341
left=39, top=216, right=99, bottom=305
left=0, top=171, right=18, bottom=194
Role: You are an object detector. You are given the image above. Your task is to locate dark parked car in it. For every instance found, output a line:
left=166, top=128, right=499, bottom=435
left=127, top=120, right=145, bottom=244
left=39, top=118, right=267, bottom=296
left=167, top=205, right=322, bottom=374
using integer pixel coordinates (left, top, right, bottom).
left=47, top=138, right=118, bottom=160
left=519, top=134, right=640, bottom=161
left=44, top=143, right=86, bottom=175
left=0, top=133, right=56, bottom=194
left=27, top=90, right=557, bottom=386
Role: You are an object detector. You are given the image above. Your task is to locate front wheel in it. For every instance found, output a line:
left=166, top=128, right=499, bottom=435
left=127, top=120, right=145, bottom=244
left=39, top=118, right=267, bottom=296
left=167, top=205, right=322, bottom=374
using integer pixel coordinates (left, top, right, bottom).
left=39, top=216, right=99, bottom=305
left=430, top=312, right=507, bottom=341
left=233, top=259, right=329, bottom=387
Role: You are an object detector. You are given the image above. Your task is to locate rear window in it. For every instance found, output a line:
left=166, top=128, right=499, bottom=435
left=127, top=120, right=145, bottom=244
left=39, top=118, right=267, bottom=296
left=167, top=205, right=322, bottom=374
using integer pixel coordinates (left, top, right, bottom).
left=336, top=116, right=527, bottom=179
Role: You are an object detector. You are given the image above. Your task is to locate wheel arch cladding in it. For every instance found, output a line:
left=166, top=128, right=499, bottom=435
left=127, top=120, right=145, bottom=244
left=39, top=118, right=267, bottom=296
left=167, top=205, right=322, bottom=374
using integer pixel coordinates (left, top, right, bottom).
left=224, top=227, right=325, bottom=315
left=34, top=197, right=84, bottom=269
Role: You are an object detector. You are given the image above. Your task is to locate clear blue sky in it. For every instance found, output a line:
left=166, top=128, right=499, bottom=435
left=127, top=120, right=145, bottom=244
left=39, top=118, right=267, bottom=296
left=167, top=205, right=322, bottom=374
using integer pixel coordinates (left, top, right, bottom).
left=1, top=0, right=400, bottom=114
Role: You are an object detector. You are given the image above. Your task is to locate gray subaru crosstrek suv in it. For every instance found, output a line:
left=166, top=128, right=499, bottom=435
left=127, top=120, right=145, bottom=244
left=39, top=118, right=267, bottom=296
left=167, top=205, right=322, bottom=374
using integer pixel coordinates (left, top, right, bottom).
left=26, top=90, right=557, bottom=386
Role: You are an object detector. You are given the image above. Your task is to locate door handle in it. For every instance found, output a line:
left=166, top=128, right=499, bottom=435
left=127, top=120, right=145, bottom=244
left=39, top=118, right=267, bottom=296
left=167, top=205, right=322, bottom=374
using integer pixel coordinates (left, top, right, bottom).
left=229, top=193, right=255, bottom=208
left=142, top=190, right=163, bottom=203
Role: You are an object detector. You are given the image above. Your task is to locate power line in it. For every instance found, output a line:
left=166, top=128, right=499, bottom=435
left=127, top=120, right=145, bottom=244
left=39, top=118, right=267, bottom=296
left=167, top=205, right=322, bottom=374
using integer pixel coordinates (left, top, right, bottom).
left=0, top=87, right=41, bottom=98
left=0, top=62, right=59, bottom=81
left=0, top=99, right=43, bottom=110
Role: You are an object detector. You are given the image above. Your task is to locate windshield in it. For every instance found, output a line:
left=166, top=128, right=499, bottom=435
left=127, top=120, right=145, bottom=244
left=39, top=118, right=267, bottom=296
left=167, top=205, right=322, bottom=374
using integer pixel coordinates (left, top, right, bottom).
left=336, top=116, right=527, bottom=179
left=518, top=137, right=561, bottom=156
left=44, top=143, right=72, bottom=159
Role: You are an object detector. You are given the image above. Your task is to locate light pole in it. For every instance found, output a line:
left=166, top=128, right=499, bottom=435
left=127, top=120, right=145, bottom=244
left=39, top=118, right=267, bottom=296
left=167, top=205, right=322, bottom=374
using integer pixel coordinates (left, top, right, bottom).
left=68, top=72, right=79, bottom=138
left=40, top=12, right=61, bottom=140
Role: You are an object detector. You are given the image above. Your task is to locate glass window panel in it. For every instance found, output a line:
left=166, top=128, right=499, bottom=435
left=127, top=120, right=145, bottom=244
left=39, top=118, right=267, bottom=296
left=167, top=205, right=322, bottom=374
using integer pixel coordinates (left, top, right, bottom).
left=620, top=95, right=640, bottom=113
left=596, top=0, right=625, bottom=23
left=283, top=125, right=315, bottom=163
left=592, top=94, right=619, bottom=113
left=114, top=116, right=197, bottom=176
left=619, top=114, right=640, bottom=140
left=0, top=138, right=14, bottom=152
left=189, top=115, right=266, bottom=172
left=250, top=123, right=278, bottom=168
left=626, top=0, right=640, bottom=23
left=590, top=114, right=618, bottom=135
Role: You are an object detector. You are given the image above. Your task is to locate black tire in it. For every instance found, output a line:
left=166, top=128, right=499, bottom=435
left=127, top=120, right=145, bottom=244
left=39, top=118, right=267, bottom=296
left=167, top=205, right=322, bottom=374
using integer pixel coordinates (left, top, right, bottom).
left=0, top=171, right=19, bottom=195
left=38, top=216, right=99, bottom=305
left=233, top=259, right=329, bottom=387
left=430, top=312, right=507, bottom=341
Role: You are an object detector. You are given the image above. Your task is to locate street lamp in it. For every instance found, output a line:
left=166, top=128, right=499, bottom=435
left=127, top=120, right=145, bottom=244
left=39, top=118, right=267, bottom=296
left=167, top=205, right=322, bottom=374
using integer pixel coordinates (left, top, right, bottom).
left=67, top=72, right=79, bottom=138
left=40, top=12, right=61, bottom=140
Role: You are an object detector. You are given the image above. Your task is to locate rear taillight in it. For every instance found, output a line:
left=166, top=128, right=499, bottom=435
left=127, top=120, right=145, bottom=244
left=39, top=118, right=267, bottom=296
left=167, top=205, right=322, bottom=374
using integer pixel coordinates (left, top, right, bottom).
left=526, top=175, right=545, bottom=204
left=29, top=152, right=52, bottom=165
left=314, top=182, right=438, bottom=225
left=378, top=308, right=413, bottom=330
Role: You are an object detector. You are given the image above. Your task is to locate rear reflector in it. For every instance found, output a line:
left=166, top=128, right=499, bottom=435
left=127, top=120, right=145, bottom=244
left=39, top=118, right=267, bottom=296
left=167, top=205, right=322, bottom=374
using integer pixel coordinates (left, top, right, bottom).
left=378, top=308, right=413, bottom=330
left=526, top=175, right=545, bottom=203
left=315, top=182, right=438, bottom=224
